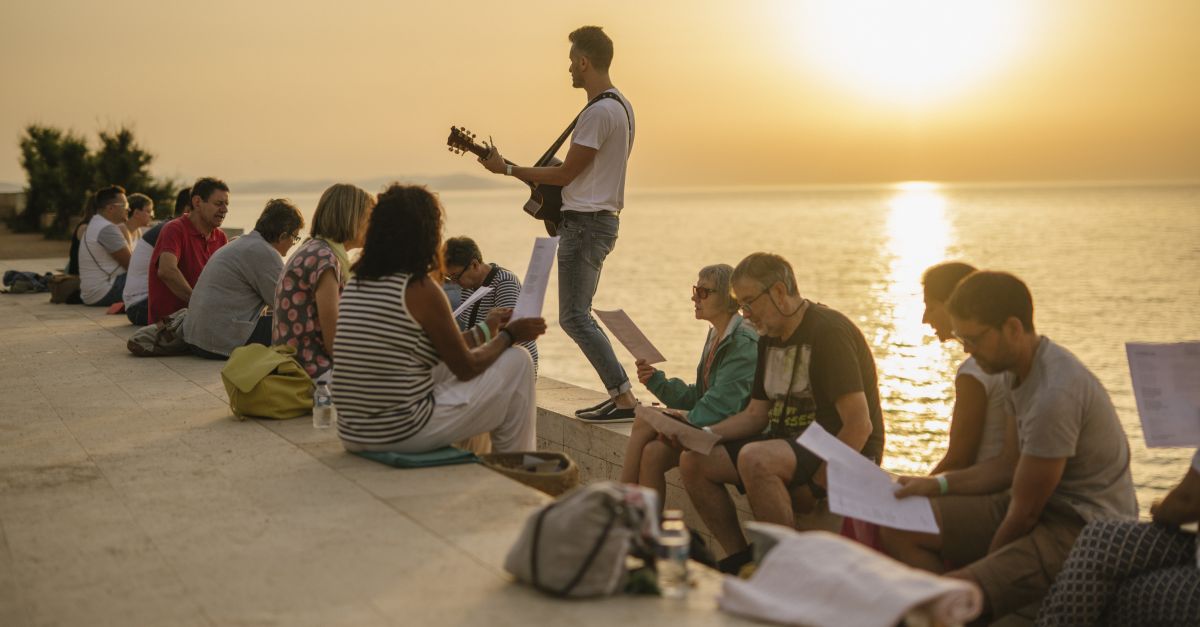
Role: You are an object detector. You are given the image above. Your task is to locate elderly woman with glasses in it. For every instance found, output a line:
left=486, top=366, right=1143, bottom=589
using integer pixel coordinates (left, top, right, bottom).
left=617, top=263, right=759, bottom=510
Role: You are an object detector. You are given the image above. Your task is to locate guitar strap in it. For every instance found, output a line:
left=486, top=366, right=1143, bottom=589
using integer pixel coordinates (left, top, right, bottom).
left=534, top=91, right=632, bottom=167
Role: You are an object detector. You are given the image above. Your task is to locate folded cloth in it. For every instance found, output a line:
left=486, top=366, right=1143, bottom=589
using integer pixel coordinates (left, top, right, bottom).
left=353, top=447, right=478, bottom=468
left=719, top=525, right=982, bottom=627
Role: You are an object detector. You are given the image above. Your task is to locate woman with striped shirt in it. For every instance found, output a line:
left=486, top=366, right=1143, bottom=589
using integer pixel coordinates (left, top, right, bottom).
left=333, top=184, right=546, bottom=453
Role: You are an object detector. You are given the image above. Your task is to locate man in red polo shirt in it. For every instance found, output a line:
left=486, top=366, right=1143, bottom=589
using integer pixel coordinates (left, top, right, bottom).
left=147, top=177, right=230, bottom=323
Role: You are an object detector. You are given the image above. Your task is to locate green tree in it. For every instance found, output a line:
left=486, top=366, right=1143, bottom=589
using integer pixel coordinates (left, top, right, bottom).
left=91, top=128, right=178, bottom=220
left=14, top=126, right=92, bottom=235
left=10, top=124, right=180, bottom=238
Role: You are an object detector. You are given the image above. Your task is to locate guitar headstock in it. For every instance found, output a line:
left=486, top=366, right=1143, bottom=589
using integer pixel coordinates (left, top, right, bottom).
left=447, top=126, right=488, bottom=158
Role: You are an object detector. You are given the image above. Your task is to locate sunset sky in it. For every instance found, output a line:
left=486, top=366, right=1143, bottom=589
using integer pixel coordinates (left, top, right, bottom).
left=1, top=0, right=1197, bottom=188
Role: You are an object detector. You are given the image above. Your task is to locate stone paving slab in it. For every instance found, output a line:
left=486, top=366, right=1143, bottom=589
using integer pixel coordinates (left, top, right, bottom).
left=0, top=292, right=756, bottom=627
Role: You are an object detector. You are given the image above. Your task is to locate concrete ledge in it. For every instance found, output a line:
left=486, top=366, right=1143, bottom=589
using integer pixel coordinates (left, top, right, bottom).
left=534, top=378, right=843, bottom=553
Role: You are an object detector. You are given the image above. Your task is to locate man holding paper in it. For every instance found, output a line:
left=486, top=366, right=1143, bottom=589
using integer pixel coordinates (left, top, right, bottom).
left=679, top=253, right=885, bottom=574
left=881, top=271, right=1137, bottom=623
left=444, top=236, right=538, bottom=371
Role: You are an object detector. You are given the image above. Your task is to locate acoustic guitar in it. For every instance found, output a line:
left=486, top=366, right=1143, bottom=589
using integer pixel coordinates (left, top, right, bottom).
left=446, top=126, right=563, bottom=236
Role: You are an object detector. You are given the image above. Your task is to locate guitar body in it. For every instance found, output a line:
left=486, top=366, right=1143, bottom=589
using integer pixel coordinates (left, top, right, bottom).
left=522, top=188, right=560, bottom=236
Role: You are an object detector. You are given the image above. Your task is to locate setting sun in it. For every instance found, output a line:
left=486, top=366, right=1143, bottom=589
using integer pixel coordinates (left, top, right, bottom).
left=786, top=0, right=1038, bottom=105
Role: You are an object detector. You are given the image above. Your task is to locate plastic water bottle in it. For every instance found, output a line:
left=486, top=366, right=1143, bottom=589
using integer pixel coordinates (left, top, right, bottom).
left=313, top=374, right=336, bottom=429
left=657, top=509, right=690, bottom=599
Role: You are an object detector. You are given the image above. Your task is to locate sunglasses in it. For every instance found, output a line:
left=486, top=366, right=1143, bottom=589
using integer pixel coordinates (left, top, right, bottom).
left=692, top=285, right=714, bottom=300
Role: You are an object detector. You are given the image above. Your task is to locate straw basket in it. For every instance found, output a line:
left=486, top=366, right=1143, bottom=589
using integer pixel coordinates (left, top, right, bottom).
left=479, top=451, right=580, bottom=496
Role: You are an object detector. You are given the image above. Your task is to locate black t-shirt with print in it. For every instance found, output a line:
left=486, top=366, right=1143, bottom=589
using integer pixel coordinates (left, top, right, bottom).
left=751, top=302, right=885, bottom=461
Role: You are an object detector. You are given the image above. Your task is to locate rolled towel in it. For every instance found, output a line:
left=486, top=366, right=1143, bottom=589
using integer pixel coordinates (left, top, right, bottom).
left=719, top=525, right=982, bottom=627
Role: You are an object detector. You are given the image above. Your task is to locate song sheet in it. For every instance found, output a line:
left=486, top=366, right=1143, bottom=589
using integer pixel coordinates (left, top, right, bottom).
left=1126, top=342, right=1200, bottom=447
left=634, top=406, right=720, bottom=455
left=797, top=423, right=939, bottom=534
left=593, top=309, right=666, bottom=364
left=512, top=237, right=559, bottom=321
left=452, top=286, right=493, bottom=318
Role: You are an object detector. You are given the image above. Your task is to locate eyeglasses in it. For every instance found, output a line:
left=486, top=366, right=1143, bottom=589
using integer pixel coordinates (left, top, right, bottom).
left=953, top=326, right=996, bottom=349
left=290, top=233, right=302, bottom=244
left=692, top=285, right=714, bottom=300
left=444, top=267, right=468, bottom=284
left=736, top=286, right=772, bottom=315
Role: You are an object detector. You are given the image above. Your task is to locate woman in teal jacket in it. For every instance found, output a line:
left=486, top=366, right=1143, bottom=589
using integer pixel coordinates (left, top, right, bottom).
left=619, top=264, right=759, bottom=509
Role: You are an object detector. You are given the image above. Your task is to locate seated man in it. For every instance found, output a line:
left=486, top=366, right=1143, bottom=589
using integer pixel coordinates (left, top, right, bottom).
left=78, top=185, right=132, bottom=306
left=183, top=199, right=304, bottom=359
left=124, top=187, right=190, bottom=326
left=883, top=271, right=1138, bottom=623
left=680, top=252, right=885, bottom=573
left=443, top=236, right=539, bottom=372
left=147, top=177, right=230, bottom=323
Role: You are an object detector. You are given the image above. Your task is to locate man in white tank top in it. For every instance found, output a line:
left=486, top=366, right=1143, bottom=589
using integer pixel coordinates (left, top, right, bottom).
left=479, top=26, right=637, bottom=422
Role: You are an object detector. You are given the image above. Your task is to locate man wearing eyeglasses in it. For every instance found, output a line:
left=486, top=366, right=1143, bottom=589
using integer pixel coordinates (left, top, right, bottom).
left=444, top=236, right=538, bottom=372
left=880, top=271, right=1136, bottom=623
left=679, top=252, right=885, bottom=574
left=79, top=185, right=133, bottom=306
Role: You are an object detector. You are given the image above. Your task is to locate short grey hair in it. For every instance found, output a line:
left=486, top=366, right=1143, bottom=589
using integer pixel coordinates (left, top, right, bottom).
left=732, top=252, right=799, bottom=296
left=698, top=263, right=739, bottom=314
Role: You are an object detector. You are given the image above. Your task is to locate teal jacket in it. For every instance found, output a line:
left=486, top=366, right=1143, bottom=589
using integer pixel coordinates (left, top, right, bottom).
left=645, top=314, right=759, bottom=427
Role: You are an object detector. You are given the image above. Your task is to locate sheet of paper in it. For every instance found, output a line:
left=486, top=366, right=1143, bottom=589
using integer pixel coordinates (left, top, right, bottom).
left=512, top=237, right=559, bottom=321
left=593, top=308, right=667, bottom=364
left=1126, top=342, right=1200, bottom=448
left=634, top=406, right=720, bottom=455
left=797, top=423, right=939, bottom=534
left=452, top=285, right=493, bottom=318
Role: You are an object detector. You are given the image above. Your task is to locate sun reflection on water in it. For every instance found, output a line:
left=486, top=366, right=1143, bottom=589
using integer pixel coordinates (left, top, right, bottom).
left=875, top=182, right=959, bottom=473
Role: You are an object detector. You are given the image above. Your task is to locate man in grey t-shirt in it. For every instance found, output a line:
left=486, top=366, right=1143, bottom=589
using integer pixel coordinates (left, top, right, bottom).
left=881, top=271, right=1137, bottom=622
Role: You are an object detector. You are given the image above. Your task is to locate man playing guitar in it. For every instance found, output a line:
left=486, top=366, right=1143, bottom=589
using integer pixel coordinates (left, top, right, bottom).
left=478, top=25, right=637, bottom=423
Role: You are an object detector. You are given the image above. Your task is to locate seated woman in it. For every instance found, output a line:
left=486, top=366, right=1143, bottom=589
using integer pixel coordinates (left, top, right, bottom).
left=333, top=184, right=546, bottom=454
left=274, top=184, right=375, bottom=380
left=1036, top=451, right=1200, bottom=626
left=617, top=264, right=758, bottom=507
left=183, top=199, right=304, bottom=359
left=921, top=262, right=1008, bottom=473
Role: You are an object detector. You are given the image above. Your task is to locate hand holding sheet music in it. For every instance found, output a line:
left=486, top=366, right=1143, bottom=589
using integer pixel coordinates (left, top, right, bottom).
left=593, top=309, right=666, bottom=364
left=797, top=423, right=939, bottom=534
left=512, top=237, right=558, bottom=321
left=1126, top=341, right=1200, bottom=447
left=634, top=406, right=720, bottom=455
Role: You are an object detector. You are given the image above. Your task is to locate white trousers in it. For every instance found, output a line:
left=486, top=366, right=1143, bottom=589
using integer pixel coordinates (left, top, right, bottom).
left=346, top=347, right=537, bottom=454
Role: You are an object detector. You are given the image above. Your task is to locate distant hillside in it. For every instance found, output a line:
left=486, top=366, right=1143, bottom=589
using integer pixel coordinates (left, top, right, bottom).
left=231, top=173, right=504, bottom=194
left=0, top=181, right=23, bottom=193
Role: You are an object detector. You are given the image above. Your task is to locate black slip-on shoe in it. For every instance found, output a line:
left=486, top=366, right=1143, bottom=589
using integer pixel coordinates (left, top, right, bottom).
left=575, top=398, right=615, bottom=417
left=576, top=404, right=636, bottom=423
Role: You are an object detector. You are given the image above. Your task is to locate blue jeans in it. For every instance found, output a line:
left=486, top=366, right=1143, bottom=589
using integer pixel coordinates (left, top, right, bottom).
left=557, top=211, right=630, bottom=396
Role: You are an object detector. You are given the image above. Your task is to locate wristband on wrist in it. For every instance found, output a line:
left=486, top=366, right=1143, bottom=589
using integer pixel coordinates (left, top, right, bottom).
left=476, top=321, right=491, bottom=343
left=505, top=164, right=513, bottom=176
left=936, top=475, right=949, bottom=496
left=499, top=328, right=514, bottom=345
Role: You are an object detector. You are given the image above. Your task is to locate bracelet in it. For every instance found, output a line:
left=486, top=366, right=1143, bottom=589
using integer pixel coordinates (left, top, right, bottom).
left=505, top=164, right=513, bottom=176
left=476, top=321, right=491, bottom=343
left=499, top=328, right=514, bottom=346
left=936, top=475, right=949, bottom=496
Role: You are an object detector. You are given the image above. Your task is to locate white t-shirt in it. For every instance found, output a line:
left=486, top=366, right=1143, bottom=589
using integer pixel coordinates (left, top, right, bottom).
left=79, top=215, right=128, bottom=304
left=122, top=228, right=157, bottom=305
left=561, top=88, right=634, bottom=213
left=956, top=357, right=1010, bottom=463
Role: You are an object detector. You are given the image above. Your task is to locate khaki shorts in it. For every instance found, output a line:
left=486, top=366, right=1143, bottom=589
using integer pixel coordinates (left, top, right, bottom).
left=936, top=493, right=1085, bottom=617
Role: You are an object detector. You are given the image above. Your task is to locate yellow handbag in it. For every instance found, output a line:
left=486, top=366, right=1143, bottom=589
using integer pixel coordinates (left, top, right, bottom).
left=221, top=344, right=314, bottom=420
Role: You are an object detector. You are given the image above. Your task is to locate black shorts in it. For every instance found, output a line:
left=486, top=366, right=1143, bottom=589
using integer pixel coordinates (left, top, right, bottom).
left=724, top=435, right=879, bottom=499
